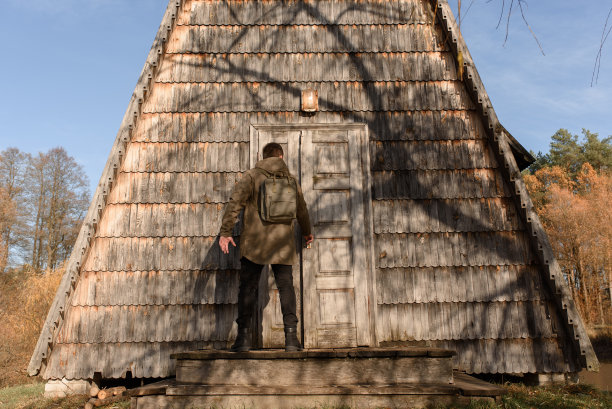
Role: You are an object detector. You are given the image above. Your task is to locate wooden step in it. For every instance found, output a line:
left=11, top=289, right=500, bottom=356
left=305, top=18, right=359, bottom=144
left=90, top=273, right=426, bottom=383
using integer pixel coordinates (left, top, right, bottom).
left=129, top=373, right=506, bottom=409
left=172, top=347, right=456, bottom=386
left=128, top=348, right=505, bottom=408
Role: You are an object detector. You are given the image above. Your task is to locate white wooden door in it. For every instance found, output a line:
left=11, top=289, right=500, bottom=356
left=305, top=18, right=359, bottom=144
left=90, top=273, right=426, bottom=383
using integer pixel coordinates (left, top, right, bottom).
left=250, top=124, right=372, bottom=349
left=300, top=127, right=371, bottom=348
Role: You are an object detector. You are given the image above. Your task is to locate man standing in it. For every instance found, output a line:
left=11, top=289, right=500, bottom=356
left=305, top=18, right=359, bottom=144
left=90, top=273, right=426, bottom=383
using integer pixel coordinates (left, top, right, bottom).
left=219, top=142, right=313, bottom=352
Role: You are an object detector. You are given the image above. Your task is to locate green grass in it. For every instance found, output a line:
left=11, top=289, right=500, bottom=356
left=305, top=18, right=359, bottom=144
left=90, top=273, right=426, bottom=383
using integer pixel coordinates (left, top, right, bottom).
left=0, top=383, right=43, bottom=409
left=0, top=383, right=129, bottom=409
left=500, top=383, right=612, bottom=409
left=1, top=382, right=611, bottom=409
left=441, top=383, right=612, bottom=409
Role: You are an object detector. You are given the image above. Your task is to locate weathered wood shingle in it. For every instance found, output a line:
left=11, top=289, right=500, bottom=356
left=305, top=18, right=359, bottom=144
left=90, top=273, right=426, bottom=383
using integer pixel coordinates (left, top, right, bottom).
left=157, top=52, right=458, bottom=83
left=142, top=81, right=474, bottom=113
left=376, top=266, right=546, bottom=304
left=373, top=199, right=523, bottom=233
left=167, top=24, right=444, bottom=53
left=122, top=142, right=250, bottom=173
left=71, top=270, right=239, bottom=306
left=107, top=172, right=241, bottom=204
left=31, top=0, right=595, bottom=380
left=180, top=0, right=434, bottom=26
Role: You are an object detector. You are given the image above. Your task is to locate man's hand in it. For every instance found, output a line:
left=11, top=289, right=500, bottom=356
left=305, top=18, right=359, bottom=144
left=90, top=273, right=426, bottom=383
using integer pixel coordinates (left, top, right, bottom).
left=219, top=236, right=236, bottom=254
left=303, top=234, right=314, bottom=245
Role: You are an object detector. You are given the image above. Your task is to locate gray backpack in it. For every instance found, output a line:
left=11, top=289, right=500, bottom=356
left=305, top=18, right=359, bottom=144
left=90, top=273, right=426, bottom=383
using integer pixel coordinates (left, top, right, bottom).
left=257, top=169, right=297, bottom=223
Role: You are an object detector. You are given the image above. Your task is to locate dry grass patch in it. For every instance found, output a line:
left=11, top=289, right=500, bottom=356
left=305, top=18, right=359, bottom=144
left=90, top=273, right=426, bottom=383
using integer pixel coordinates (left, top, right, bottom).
left=0, top=267, right=63, bottom=387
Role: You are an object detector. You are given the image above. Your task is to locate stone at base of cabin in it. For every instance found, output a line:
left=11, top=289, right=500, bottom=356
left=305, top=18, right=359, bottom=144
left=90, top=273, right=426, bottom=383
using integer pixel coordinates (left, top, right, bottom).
left=524, top=372, right=579, bottom=385
left=44, top=378, right=93, bottom=398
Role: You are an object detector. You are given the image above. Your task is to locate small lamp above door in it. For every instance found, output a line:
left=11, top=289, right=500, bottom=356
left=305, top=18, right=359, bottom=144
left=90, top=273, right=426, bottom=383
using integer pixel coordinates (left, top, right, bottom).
left=301, top=89, right=318, bottom=112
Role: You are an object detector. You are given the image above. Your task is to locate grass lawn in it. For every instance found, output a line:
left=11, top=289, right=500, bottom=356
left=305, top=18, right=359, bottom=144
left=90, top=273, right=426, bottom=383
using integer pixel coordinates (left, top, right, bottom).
left=495, top=383, right=611, bottom=409
left=1, top=382, right=611, bottom=409
left=0, top=383, right=129, bottom=409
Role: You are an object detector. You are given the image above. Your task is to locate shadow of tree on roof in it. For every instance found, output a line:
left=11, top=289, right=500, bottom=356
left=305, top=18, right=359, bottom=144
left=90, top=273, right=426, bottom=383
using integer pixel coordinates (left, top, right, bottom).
left=53, top=0, right=579, bottom=382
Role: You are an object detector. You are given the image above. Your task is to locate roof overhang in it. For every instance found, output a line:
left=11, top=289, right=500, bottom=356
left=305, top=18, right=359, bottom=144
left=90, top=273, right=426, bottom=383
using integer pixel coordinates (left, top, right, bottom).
left=499, top=124, right=536, bottom=170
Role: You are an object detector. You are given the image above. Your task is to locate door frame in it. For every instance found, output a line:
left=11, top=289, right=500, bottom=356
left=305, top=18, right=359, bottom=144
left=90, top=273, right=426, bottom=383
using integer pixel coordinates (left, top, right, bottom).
left=249, top=123, right=378, bottom=347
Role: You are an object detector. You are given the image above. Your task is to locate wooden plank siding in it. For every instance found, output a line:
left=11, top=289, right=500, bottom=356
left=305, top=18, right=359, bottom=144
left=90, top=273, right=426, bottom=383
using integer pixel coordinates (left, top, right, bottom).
left=98, top=203, right=236, bottom=237
left=131, top=111, right=488, bottom=143
left=44, top=342, right=224, bottom=380
left=156, top=52, right=459, bottom=83
left=71, top=270, right=239, bottom=306
left=375, top=232, right=537, bottom=268
left=424, top=339, right=571, bottom=374
left=106, top=172, right=242, bottom=204
left=82, top=237, right=241, bottom=271
left=122, top=142, right=250, bottom=173
left=376, top=266, right=547, bottom=304
left=178, top=0, right=435, bottom=26
left=34, top=0, right=590, bottom=381
left=373, top=199, right=524, bottom=233
left=142, top=81, right=474, bottom=113
left=55, top=304, right=236, bottom=343
left=377, top=301, right=556, bottom=340
left=166, top=24, right=446, bottom=54
left=372, top=169, right=511, bottom=199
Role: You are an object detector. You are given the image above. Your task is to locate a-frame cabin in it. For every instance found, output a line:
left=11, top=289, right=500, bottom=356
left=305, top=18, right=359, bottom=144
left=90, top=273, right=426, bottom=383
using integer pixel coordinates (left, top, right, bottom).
left=30, top=0, right=598, bottom=390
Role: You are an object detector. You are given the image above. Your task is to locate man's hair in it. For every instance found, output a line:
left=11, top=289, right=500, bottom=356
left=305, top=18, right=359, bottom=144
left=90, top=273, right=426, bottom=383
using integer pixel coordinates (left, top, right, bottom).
left=262, top=142, right=284, bottom=159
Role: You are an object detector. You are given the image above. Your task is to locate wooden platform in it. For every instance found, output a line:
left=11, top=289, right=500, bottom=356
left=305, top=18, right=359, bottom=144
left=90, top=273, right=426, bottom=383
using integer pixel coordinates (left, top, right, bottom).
left=130, top=348, right=506, bottom=409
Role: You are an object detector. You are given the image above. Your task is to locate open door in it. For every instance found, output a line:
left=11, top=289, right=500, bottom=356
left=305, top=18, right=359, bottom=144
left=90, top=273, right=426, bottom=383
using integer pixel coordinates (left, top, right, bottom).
left=250, top=124, right=373, bottom=349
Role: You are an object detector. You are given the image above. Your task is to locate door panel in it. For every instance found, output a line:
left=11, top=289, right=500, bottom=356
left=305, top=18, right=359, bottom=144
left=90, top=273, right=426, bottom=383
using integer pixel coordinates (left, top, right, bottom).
left=301, top=127, right=370, bottom=348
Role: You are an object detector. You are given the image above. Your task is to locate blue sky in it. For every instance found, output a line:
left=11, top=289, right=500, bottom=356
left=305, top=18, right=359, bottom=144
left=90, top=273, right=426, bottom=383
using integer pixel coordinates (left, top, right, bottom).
left=0, top=0, right=610, bottom=194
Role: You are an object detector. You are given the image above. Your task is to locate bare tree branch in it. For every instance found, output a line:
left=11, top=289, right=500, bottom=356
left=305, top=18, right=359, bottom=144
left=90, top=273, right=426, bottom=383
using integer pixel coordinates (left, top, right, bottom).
left=458, top=0, right=477, bottom=27
left=517, top=0, right=545, bottom=55
left=591, top=7, right=612, bottom=86
left=493, top=0, right=506, bottom=29
left=503, top=0, right=514, bottom=47
left=484, top=0, right=545, bottom=55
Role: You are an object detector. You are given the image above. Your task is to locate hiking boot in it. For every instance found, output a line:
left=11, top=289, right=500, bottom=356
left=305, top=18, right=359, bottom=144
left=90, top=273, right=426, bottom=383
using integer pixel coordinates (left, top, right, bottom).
left=284, top=327, right=303, bottom=352
left=230, top=328, right=251, bottom=352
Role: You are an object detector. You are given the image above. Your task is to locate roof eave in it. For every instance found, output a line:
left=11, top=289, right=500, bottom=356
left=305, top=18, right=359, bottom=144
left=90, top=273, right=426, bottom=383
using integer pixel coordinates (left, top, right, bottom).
left=498, top=123, right=536, bottom=170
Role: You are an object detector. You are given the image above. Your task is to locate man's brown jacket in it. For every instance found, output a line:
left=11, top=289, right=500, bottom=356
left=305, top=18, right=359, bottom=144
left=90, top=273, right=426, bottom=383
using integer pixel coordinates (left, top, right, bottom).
left=219, top=157, right=311, bottom=265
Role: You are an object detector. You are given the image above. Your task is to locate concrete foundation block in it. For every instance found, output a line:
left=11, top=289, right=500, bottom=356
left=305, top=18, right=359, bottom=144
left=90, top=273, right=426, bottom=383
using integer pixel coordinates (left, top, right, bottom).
left=44, top=378, right=92, bottom=398
left=524, top=372, right=579, bottom=386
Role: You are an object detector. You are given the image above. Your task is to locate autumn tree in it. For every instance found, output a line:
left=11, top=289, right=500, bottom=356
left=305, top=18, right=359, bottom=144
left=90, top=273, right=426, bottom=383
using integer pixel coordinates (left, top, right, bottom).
left=25, top=148, right=89, bottom=270
left=0, top=147, right=89, bottom=272
left=0, top=148, right=29, bottom=271
left=524, top=130, right=612, bottom=325
left=0, top=187, right=16, bottom=272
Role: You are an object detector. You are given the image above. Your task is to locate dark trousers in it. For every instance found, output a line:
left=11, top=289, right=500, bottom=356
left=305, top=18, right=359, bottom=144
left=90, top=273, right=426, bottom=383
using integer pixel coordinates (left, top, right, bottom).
left=237, top=257, right=298, bottom=329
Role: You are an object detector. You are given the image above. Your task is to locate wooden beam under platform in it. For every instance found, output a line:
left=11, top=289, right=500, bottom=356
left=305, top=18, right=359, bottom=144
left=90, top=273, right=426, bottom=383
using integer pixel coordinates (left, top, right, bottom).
left=129, top=347, right=505, bottom=409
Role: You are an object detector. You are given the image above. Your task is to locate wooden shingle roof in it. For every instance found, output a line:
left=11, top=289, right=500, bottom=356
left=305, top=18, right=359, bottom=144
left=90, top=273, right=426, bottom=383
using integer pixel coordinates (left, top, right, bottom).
left=29, top=0, right=597, bottom=380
